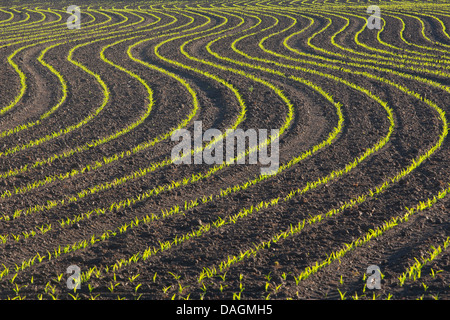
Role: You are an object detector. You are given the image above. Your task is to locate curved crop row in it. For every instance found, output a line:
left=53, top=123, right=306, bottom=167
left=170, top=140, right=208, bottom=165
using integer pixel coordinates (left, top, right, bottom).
left=0, top=0, right=448, bottom=301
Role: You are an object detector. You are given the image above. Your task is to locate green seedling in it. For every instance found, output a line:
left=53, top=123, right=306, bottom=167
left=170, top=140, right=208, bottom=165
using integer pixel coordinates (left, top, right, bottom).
left=337, top=289, right=346, bottom=300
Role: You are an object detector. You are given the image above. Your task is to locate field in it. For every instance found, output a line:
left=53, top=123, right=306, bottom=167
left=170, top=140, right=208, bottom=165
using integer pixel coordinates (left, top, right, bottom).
left=0, top=0, right=449, bottom=301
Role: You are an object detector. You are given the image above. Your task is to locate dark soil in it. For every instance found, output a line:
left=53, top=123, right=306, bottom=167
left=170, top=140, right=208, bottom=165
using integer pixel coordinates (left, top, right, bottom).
left=0, top=0, right=449, bottom=301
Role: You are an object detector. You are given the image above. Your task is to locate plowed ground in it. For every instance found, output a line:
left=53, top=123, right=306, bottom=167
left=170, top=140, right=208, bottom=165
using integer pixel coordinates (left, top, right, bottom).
left=0, top=0, right=449, bottom=301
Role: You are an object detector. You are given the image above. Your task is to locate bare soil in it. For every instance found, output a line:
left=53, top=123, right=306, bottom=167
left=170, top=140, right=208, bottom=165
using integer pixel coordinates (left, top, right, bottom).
left=0, top=0, right=449, bottom=301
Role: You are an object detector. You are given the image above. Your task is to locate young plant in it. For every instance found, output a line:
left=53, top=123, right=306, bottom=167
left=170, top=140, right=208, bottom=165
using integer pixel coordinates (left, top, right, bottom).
left=337, top=289, right=346, bottom=300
